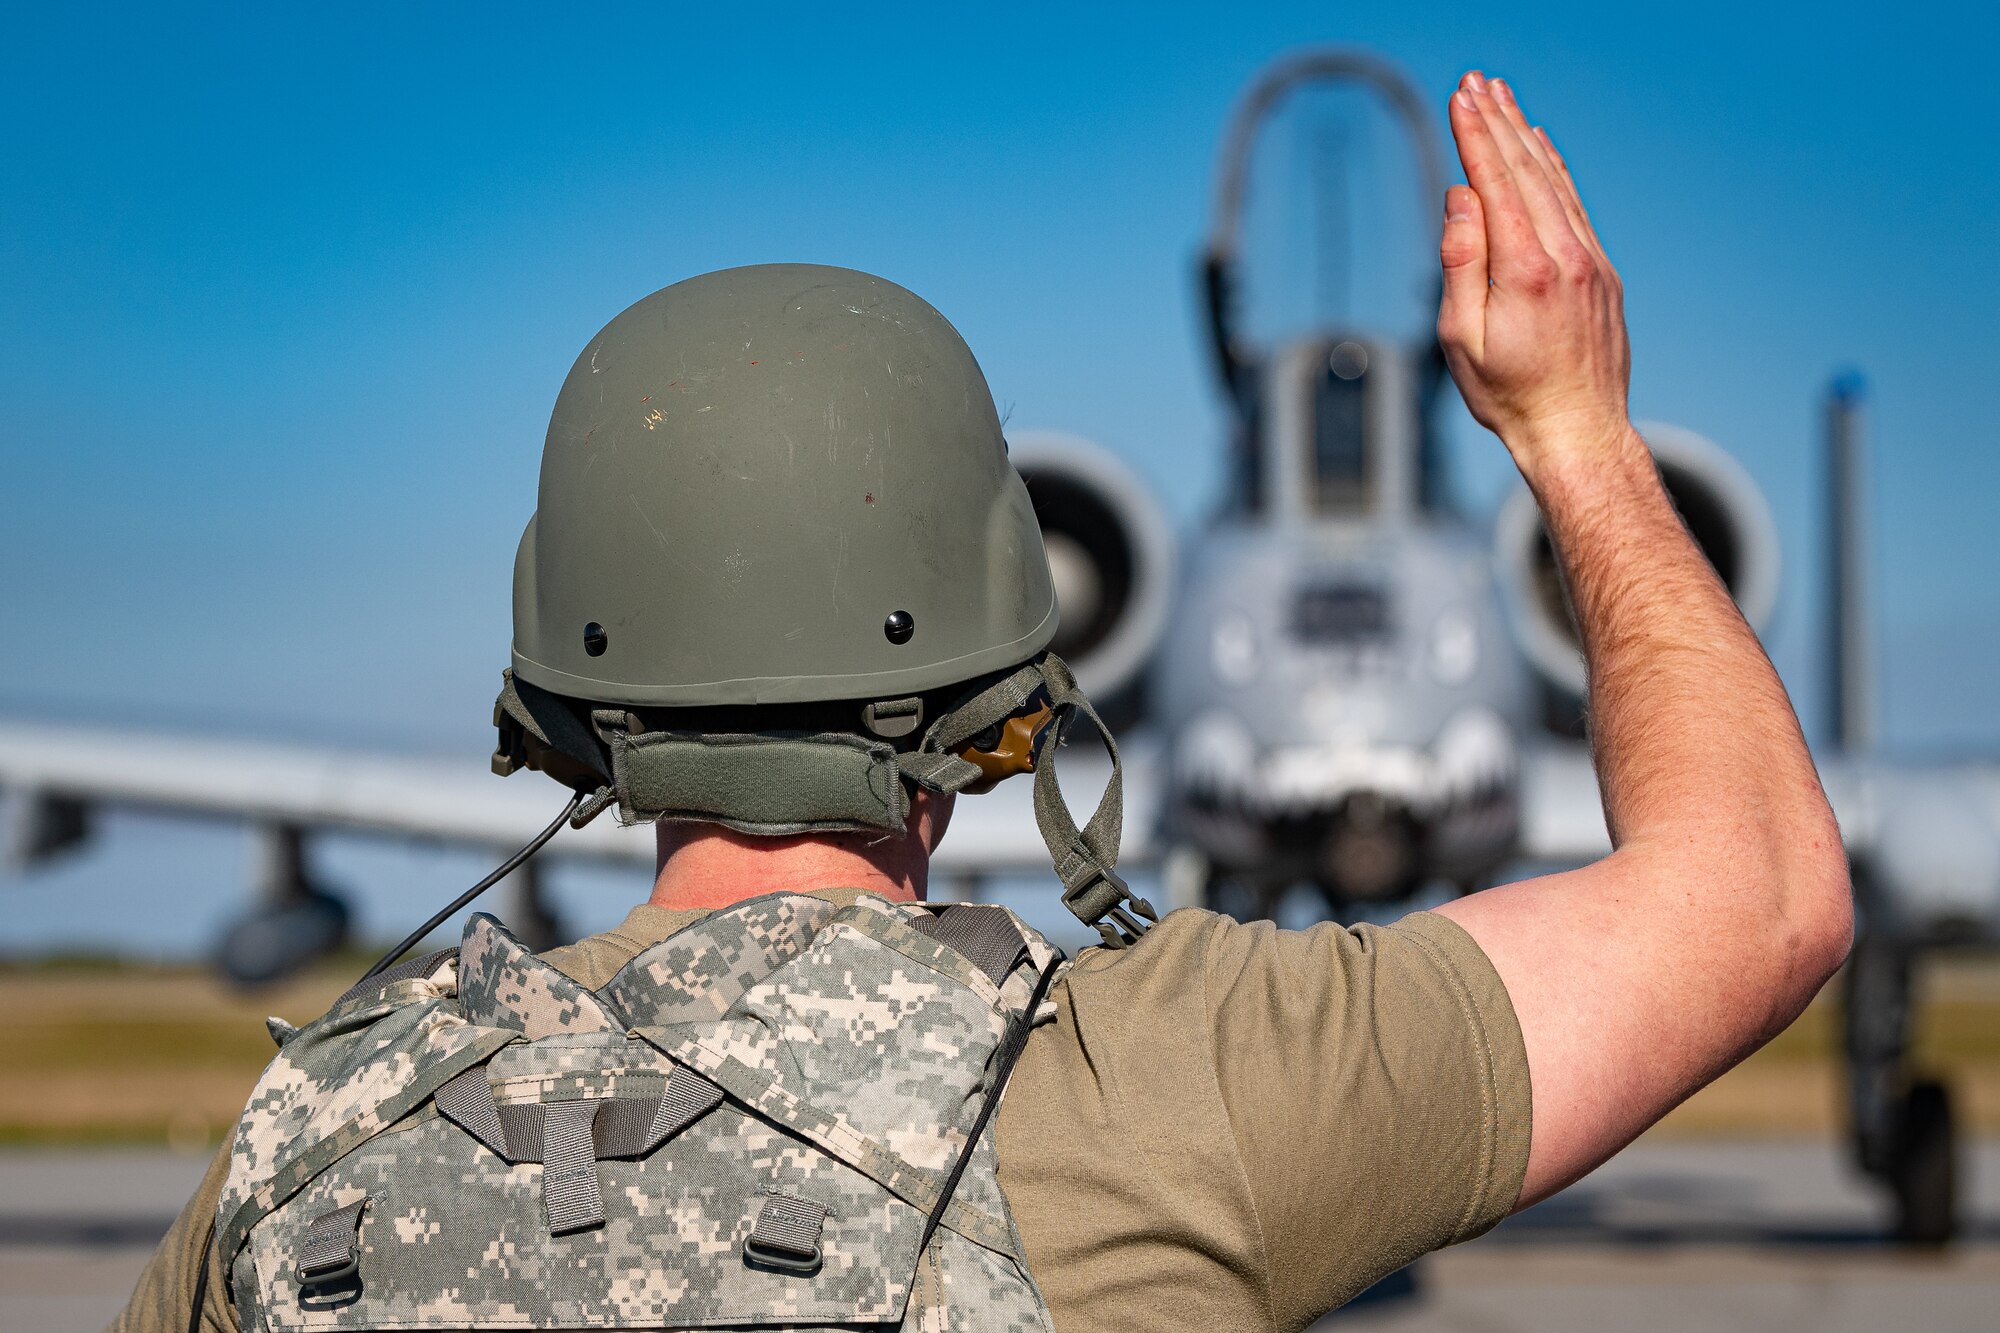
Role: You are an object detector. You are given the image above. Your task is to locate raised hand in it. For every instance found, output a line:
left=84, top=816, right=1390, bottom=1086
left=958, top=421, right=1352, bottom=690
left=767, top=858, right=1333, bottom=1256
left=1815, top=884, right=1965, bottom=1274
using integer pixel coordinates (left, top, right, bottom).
left=1437, top=72, right=1637, bottom=486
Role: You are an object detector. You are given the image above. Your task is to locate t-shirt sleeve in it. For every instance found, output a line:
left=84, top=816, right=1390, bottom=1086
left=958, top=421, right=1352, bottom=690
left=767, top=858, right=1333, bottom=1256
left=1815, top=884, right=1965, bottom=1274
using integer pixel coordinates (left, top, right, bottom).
left=108, top=1138, right=238, bottom=1333
left=1201, top=908, right=1532, bottom=1324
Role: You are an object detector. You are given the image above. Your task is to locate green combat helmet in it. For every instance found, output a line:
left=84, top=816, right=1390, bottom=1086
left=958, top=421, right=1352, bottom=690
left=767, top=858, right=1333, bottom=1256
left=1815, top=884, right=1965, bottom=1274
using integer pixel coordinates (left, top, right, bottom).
left=491, top=264, right=1155, bottom=946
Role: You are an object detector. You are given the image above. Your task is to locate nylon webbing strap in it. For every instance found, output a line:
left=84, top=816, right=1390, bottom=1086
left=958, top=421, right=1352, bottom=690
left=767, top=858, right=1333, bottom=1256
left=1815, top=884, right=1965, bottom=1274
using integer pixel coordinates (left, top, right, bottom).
left=436, top=1067, right=509, bottom=1157
left=441, top=1068, right=725, bottom=1164
left=496, top=1104, right=555, bottom=1161
left=1029, top=655, right=1155, bottom=947
left=296, top=1197, right=368, bottom=1285
left=493, top=1082, right=724, bottom=1162
left=540, top=1099, right=605, bottom=1235
left=650, top=1065, right=727, bottom=1145
left=899, top=653, right=1152, bottom=946
left=458, top=1068, right=722, bottom=1235
left=588, top=1096, right=660, bottom=1155
left=744, top=1190, right=828, bottom=1272
left=332, top=947, right=454, bottom=1010
left=891, top=657, right=1049, bottom=798
left=895, top=749, right=984, bottom=793
left=607, top=726, right=911, bottom=835
left=912, top=904, right=1030, bottom=985
left=911, top=662, right=1045, bottom=760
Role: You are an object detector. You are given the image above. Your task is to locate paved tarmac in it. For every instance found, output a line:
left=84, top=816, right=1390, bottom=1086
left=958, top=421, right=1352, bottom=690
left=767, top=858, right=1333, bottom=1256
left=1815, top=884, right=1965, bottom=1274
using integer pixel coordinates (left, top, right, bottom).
left=5, top=1139, right=1995, bottom=1331
left=1318, top=1139, right=2000, bottom=1332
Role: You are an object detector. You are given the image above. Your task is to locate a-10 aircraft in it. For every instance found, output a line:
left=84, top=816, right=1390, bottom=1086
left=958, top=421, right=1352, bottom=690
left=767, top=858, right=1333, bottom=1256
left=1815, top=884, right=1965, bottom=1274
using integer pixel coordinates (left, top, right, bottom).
left=3, top=48, right=1996, bottom=1246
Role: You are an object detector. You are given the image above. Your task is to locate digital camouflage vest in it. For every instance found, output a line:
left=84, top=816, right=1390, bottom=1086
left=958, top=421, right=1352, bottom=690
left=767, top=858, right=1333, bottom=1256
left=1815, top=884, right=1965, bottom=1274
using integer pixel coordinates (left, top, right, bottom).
left=217, top=893, right=1064, bottom=1330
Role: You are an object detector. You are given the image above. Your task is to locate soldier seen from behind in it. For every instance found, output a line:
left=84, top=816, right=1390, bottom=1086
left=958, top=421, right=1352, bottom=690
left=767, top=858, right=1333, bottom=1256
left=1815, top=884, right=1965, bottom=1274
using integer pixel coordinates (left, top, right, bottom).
left=115, top=71, right=1853, bottom=1332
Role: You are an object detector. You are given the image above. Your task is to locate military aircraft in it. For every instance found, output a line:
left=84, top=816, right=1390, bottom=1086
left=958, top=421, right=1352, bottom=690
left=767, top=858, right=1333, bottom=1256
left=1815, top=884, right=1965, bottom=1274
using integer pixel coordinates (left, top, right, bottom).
left=3, top=48, right=1996, bottom=1245
left=1053, top=49, right=1998, bottom=1247
left=966, top=51, right=2000, bottom=1247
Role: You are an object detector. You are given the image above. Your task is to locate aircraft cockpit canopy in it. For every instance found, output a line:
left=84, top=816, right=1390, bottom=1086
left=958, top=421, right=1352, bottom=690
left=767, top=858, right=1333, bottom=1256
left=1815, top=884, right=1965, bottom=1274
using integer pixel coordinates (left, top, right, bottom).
left=1223, top=333, right=1448, bottom=524
left=1312, top=339, right=1372, bottom=514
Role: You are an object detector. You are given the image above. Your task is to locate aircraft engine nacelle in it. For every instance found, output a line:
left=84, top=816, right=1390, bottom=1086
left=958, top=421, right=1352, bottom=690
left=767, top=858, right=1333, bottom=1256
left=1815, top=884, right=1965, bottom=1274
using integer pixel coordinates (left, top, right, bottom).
left=1496, top=422, right=1781, bottom=706
left=1008, top=432, right=1175, bottom=728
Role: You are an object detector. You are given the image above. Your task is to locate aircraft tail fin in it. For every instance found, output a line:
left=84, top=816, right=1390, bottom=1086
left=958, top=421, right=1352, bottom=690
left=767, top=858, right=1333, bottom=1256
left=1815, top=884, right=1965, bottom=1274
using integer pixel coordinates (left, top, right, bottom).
left=1825, top=372, right=1874, bottom=753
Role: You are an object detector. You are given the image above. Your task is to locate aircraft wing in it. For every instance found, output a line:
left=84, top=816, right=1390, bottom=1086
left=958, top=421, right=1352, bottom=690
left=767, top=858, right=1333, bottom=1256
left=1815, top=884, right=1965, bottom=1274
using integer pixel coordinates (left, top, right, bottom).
left=0, top=718, right=1158, bottom=876
left=1520, top=739, right=2000, bottom=936
left=1518, top=741, right=1611, bottom=864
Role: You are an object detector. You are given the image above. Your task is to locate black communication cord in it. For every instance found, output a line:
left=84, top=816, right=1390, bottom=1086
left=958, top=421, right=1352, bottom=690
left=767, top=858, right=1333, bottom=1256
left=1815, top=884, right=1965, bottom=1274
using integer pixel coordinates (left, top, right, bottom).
left=186, top=1220, right=213, bottom=1333
left=186, top=790, right=582, bottom=1332
left=359, top=790, right=583, bottom=982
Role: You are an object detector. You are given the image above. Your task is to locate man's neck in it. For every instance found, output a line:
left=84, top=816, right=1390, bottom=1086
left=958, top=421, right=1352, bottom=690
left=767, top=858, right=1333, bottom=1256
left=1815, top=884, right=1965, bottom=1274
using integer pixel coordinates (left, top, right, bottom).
left=647, top=791, right=950, bottom=912
left=652, top=824, right=932, bottom=908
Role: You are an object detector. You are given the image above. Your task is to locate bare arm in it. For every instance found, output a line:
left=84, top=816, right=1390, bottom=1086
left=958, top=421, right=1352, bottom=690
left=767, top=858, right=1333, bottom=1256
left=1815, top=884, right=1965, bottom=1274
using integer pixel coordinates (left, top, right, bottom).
left=1430, top=72, right=1853, bottom=1208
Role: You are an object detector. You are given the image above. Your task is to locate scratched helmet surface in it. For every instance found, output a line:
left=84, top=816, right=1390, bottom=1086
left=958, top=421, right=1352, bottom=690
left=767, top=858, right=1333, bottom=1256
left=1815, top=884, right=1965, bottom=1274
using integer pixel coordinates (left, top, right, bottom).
left=511, top=263, right=1058, bottom=708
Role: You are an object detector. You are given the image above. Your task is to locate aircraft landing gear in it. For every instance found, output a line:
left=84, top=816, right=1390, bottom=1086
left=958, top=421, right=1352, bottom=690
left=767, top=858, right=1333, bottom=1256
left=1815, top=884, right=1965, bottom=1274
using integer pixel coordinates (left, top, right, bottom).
left=502, top=858, right=564, bottom=953
left=216, top=823, right=351, bottom=987
left=1843, top=929, right=1961, bottom=1245
left=1887, top=1078, right=1957, bottom=1247
left=1203, top=872, right=1284, bottom=923
left=1170, top=845, right=1289, bottom=923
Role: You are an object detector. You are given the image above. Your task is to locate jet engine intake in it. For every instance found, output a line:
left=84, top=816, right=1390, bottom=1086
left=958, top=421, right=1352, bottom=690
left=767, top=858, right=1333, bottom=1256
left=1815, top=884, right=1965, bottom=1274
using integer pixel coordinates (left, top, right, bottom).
left=1008, top=432, right=1175, bottom=727
left=1496, top=422, right=1780, bottom=707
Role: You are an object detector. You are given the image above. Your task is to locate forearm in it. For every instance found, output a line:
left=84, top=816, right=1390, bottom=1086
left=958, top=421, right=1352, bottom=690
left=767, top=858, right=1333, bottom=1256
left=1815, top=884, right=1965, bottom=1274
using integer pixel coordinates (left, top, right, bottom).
left=1533, top=425, right=1850, bottom=1015
left=1535, top=433, right=1826, bottom=847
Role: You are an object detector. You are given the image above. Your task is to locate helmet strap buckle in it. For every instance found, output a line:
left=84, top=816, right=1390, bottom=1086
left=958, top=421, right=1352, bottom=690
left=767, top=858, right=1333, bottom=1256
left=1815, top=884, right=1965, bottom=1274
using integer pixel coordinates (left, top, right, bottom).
left=861, top=696, right=925, bottom=740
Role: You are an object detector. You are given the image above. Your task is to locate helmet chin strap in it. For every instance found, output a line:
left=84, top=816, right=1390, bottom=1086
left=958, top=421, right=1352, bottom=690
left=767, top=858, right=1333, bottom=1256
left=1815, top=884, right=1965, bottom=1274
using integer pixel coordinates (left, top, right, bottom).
left=1027, top=655, right=1158, bottom=947
left=491, top=653, right=1156, bottom=949
left=897, top=653, right=1156, bottom=948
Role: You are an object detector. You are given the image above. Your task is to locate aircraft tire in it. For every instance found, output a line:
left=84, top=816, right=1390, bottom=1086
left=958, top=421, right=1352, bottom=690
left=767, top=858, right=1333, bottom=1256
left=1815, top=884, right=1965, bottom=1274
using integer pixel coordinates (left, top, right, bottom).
left=1202, top=872, right=1282, bottom=923
left=216, top=888, right=351, bottom=988
left=1890, top=1078, right=1957, bottom=1246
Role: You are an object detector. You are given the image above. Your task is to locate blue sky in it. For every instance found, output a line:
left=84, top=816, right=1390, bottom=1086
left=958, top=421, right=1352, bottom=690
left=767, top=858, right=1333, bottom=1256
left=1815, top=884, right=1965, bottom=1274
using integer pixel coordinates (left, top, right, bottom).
left=2, top=3, right=1994, bottom=955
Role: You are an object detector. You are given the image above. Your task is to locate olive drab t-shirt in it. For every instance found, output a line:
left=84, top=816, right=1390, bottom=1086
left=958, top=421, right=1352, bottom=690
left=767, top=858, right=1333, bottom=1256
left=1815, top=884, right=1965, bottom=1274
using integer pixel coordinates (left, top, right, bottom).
left=113, top=896, right=1531, bottom=1333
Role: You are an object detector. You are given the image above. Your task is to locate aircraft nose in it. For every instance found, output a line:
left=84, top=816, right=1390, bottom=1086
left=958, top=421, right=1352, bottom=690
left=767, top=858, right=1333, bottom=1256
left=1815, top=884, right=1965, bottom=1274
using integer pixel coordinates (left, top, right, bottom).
left=1320, top=793, right=1417, bottom=900
left=1871, top=774, right=2000, bottom=935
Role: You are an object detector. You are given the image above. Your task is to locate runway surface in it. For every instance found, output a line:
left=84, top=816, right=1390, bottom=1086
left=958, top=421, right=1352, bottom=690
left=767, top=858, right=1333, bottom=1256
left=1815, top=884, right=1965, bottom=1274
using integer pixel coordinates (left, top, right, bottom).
left=1318, top=1139, right=2000, bottom=1332
left=6, top=1139, right=1996, bottom=1331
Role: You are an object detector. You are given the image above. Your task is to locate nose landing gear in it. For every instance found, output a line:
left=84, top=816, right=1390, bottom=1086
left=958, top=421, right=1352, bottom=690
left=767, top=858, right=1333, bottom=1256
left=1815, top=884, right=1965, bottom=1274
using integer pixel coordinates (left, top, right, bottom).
left=1844, top=931, right=1961, bottom=1246
left=1885, top=1078, right=1957, bottom=1247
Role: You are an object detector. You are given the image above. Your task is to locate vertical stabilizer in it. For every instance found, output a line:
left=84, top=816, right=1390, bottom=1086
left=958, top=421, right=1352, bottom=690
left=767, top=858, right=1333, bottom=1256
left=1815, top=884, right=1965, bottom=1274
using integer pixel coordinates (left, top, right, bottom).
left=1826, top=372, right=1874, bottom=752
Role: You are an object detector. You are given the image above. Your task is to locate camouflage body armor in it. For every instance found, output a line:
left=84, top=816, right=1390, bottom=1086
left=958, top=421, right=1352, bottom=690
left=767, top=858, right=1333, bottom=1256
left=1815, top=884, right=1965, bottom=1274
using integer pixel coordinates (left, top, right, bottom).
left=218, top=893, right=1063, bottom=1331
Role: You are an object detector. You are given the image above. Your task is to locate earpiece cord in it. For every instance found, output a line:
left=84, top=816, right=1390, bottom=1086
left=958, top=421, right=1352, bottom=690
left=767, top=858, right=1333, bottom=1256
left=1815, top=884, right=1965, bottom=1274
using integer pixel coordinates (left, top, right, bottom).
left=359, top=791, right=582, bottom=983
